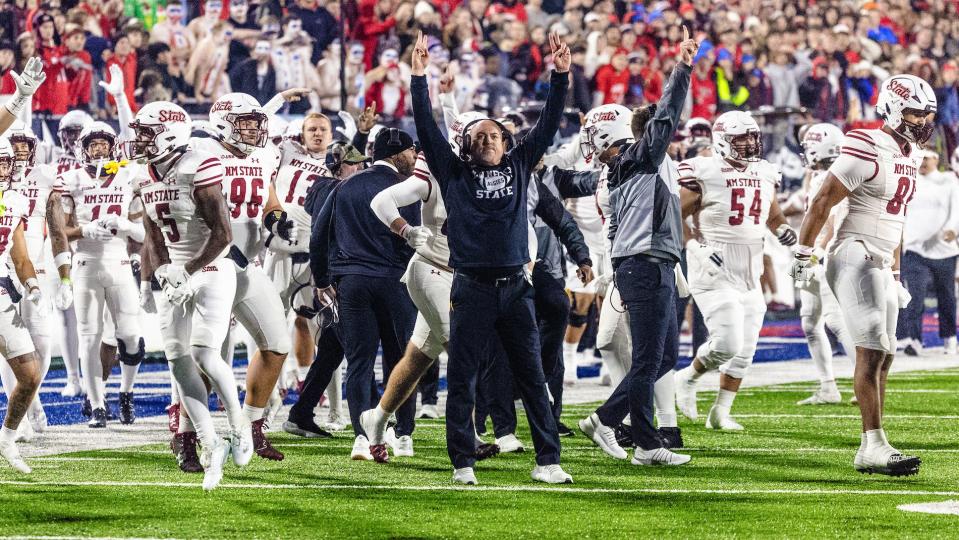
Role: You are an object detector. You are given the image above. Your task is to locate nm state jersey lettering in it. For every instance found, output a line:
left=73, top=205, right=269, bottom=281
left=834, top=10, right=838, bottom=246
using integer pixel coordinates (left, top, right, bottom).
left=473, top=167, right=514, bottom=199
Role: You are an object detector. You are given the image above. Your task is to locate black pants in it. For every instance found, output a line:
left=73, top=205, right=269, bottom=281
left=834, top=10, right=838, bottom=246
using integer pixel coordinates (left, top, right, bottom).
left=532, top=266, right=570, bottom=422
left=337, top=274, right=417, bottom=437
left=418, top=360, right=440, bottom=406
left=475, top=341, right=518, bottom=438
left=289, top=325, right=344, bottom=422
left=898, top=251, right=958, bottom=341
left=596, top=256, right=679, bottom=450
left=446, top=271, right=560, bottom=469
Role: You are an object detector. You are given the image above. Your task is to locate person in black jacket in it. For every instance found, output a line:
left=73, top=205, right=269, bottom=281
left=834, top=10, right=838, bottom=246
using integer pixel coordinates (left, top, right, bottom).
left=228, top=39, right=277, bottom=106
left=310, top=129, right=420, bottom=459
left=410, top=31, right=572, bottom=485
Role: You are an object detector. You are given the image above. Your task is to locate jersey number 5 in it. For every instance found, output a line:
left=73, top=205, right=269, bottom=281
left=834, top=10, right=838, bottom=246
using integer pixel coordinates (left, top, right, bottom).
left=885, top=176, right=915, bottom=215
left=729, top=188, right=762, bottom=226
left=155, top=203, right=181, bottom=243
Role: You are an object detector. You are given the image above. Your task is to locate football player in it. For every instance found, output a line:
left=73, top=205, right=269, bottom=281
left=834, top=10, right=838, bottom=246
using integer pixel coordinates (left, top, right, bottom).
left=129, top=101, right=238, bottom=490
left=54, top=110, right=94, bottom=174
left=791, top=75, right=935, bottom=476
left=673, top=111, right=797, bottom=431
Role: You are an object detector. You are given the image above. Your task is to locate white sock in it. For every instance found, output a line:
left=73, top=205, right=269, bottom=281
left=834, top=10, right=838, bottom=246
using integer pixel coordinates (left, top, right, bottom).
left=803, top=318, right=835, bottom=384
left=859, top=432, right=867, bottom=450
left=865, top=428, right=888, bottom=449
left=822, top=379, right=838, bottom=393
left=372, top=405, right=389, bottom=430
left=192, top=345, right=246, bottom=431
left=81, top=336, right=105, bottom=409
left=169, top=357, right=217, bottom=447
left=297, top=365, right=310, bottom=380
left=563, top=342, right=578, bottom=379
left=178, top=409, right=195, bottom=434
left=654, top=372, right=677, bottom=428
left=169, top=371, right=180, bottom=404
left=120, top=363, right=139, bottom=393
left=244, top=404, right=265, bottom=422
left=0, top=426, right=16, bottom=443
left=714, top=389, right=737, bottom=413
left=326, top=366, right=342, bottom=415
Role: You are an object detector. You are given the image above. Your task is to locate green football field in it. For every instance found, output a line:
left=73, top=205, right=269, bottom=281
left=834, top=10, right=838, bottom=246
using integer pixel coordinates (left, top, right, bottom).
left=2, top=369, right=959, bottom=539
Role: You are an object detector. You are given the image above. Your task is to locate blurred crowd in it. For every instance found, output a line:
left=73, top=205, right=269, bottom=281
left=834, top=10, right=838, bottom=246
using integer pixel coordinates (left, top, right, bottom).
left=3, top=0, right=959, bottom=159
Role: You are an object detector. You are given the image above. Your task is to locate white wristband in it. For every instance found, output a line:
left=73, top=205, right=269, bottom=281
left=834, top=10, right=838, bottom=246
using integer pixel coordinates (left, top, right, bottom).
left=4, top=92, right=27, bottom=117
left=25, top=277, right=39, bottom=291
left=54, top=251, right=72, bottom=268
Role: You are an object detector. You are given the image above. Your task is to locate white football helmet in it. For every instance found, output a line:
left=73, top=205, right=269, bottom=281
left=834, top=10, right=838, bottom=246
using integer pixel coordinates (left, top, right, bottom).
left=0, top=136, right=14, bottom=191
left=76, top=121, right=117, bottom=168
left=269, top=114, right=289, bottom=146
left=7, top=120, right=37, bottom=169
left=58, top=110, right=94, bottom=155
left=712, top=110, right=762, bottom=162
left=209, top=92, right=268, bottom=156
left=685, top=117, right=712, bottom=140
left=800, top=123, right=844, bottom=168
left=448, top=111, right=488, bottom=156
left=124, top=101, right=192, bottom=163
left=365, top=123, right=386, bottom=157
left=876, top=74, right=937, bottom=143
left=580, top=104, right=633, bottom=161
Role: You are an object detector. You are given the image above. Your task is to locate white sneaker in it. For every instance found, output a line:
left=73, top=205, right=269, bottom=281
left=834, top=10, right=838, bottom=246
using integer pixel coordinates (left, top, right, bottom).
left=632, top=447, right=691, bottom=466
left=200, top=438, right=230, bottom=491
left=945, top=336, right=958, bottom=355
left=27, top=403, right=47, bottom=433
left=15, top=420, right=34, bottom=443
left=531, top=464, right=573, bottom=484
left=264, top=388, right=283, bottom=426
left=351, top=435, right=373, bottom=461
left=385, top=427, right=415, bottom=457
left=230, top=424, right=254, bottom=467
left=675, top=369, right=699, bottom=420
left=857, top=443, right=921, bottom=476
left=705, top=406, right=744, bottom=431
left=0, top=439, right=30, bottom=473
left=418, top=404, right=440, bottom=419
left=61, top=378, right=84, bottom=397
left=453, top=467, right=478, bottom=485
left=359, top=409, right=386, bottom=445
left=796, top=387, right=842, bottom=406
left=324, top=410, right=347, bottom=432
left=578, top=413, right=628, bottom=460
left=495, top=434, right=526, bottom=453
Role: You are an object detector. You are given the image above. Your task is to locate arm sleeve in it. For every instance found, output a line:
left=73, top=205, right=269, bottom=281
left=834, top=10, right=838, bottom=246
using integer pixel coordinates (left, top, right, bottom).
left=552, top=167, right=600, bottom=198
left=411, top=74, right=460, bottom=190
left=829, top=130, right=879, bottom=192
left=370, top=175, right=431, bottom=228
left=542, top=133, right=583, bottom=169
left=114, top=89, right=135, bottom=141
left=534, top=183, right=591, bottom=265
left=513, top=70, right=570, bottom=173
left=351, top=130, right=369, bottom=154
left=619, top=63, right=691, bottom=172
left=310, top=187, right=337, bottom=288
left=262, top=93, right=286, bottom=115
left=677, top=159, right=702, bottom=192
left=439, top=90, right=460, bottom=131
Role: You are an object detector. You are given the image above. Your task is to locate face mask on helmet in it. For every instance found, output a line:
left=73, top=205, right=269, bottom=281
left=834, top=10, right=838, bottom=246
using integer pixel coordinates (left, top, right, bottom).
left=0, top=155, right=13, bottom=191
left=898, top=108, right=936, bottom=144
left=59, top=125, right=84, bottom=154
left=9, top=135, right=36, bottom=168
left=228, top=112, right=268, bottom=151
left=122, top=122, right=166, bottom=162
left=81, top=132, right=117, bottom=168
left=726, top=131, right=762, bottom=162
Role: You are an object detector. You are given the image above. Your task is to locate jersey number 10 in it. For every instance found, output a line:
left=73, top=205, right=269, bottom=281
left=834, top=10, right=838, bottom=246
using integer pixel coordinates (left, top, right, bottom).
left=729, top=188, right=762, bottom=226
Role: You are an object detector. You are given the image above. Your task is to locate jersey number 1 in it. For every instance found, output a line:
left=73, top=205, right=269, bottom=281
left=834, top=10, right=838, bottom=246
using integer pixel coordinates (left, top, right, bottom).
left=729, top=188, right=762, bottom=226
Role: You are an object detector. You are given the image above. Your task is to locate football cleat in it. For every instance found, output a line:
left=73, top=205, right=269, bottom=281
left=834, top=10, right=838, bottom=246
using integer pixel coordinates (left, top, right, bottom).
left=675, top=371, right=699, bottom=420
left=61, top=377, right=84, bottom=397
left=119, top=392, right=136, bottom=424
left=166, top=403, right=180, bottom=433
left=495, top=434, right=526, bottom=453
left=557, top=422, right=576, bottom=437
left=531, top=464, right=573, bottom=484
left=658, top=427, right=684, bottom=449
left=632, top=447, right=691, bottom=466
left=706, top=406, right=744, bottom=431
left=324, top=410, right=347, bottom=432
left=388, top=433, right=414, bottom=457
left=453, top=467, right=478, bottom=485
left=0, top=440, right=31, bottom=473
left=475, top=443, right=500, bottom=461
left=797, top=388, right=842, bottom=406
left=200, top=438, right=231, bottom=491
left=351, top=435, right=373, bottom=461
left=27, top=404, right=46, bottom=433
left=856, top=445, right=921, bottom=477
left=230, top=424, right=254, bottom=467
left=283, top=416, right=332, bottom=438
left=614, top=423, right=633, bottom=449
left=15, top=420, right=33, bottom=443
left=359, top=409, right=386, bottom=446
left=88, top=407, right=107, bottom=428
left=251, top=418, right=284, bottom=461
left=418, top=404, right=440, bottom=419
left=369, top=443, right=390, bottom=463
left=579, top=413, right=628, bottom=460
left=172, top=432, right=203, bottom=473
left=81, top=397, right=92, bottom=418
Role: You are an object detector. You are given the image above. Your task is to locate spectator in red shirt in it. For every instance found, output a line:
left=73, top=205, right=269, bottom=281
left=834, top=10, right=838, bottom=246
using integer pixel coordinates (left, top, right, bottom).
left=486, top=0, right=526, bottom=23
left=365, top=63, right=406, bottom=124
left=355, top=0, right=396, bottom=70
left=690, top=45, right=717, bottom=120
left=105, top=32, right=138, bottom=113
left=61, top=24, right=92, bottom=110
left=594, top=49, right=629, bottom=105
left=639, top=54, right=664, bottom=104
left=0, top=41, right=16, bottom=96
left=33, top=12, right=68, bottom=115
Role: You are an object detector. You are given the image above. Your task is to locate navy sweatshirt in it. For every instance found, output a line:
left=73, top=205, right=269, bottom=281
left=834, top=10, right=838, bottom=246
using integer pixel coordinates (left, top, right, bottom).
left=411, top=70, right=569, bottom=270
left=310, top=164, right=421, bottom=288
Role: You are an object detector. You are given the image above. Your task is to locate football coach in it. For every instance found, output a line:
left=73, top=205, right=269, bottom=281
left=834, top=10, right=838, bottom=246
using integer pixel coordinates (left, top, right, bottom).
left=409, top=31, right=572, bottom=486
left=579, top=27, right=699, bottom=466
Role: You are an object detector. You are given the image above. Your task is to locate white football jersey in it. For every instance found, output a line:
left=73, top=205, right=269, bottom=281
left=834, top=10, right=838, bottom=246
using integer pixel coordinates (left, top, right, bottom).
left=275, top=140, right=329, bottom=247
left=828, top=128, right=920, bottom=264
left=807, top=170, right=848, bottom=249
left=52, top=146, right=82, bottom=175
left=0, top=190, right=30, bottom=270
left=191, top=138, right=281, bottom=260
left=133, top=149, right=227, bottom=266
left=411, top=152, right=451, bottom=269
left=59, top=164, right=141, bottom=260
left=12, top=164, right=61, bottom=263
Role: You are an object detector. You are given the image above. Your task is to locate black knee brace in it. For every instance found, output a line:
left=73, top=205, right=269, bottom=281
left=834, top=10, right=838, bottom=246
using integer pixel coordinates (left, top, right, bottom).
left=568, top=312, right=588, bottom=328
left=119, top=337, right=146, bottom=366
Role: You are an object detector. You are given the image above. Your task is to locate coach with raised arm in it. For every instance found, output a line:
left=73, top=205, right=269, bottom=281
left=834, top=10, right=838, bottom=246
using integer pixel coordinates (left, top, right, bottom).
left=578, top=27, right=699, bottom=467
left=410, top=31, right=573, bottom=486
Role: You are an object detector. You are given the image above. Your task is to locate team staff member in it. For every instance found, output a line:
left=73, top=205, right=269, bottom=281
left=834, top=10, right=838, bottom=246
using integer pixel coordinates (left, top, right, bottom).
left=310, top=129, right=420, bottom=460
left=578, top=27, right=698, bottom=467
left=410, top=31, right=573, bottom=486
